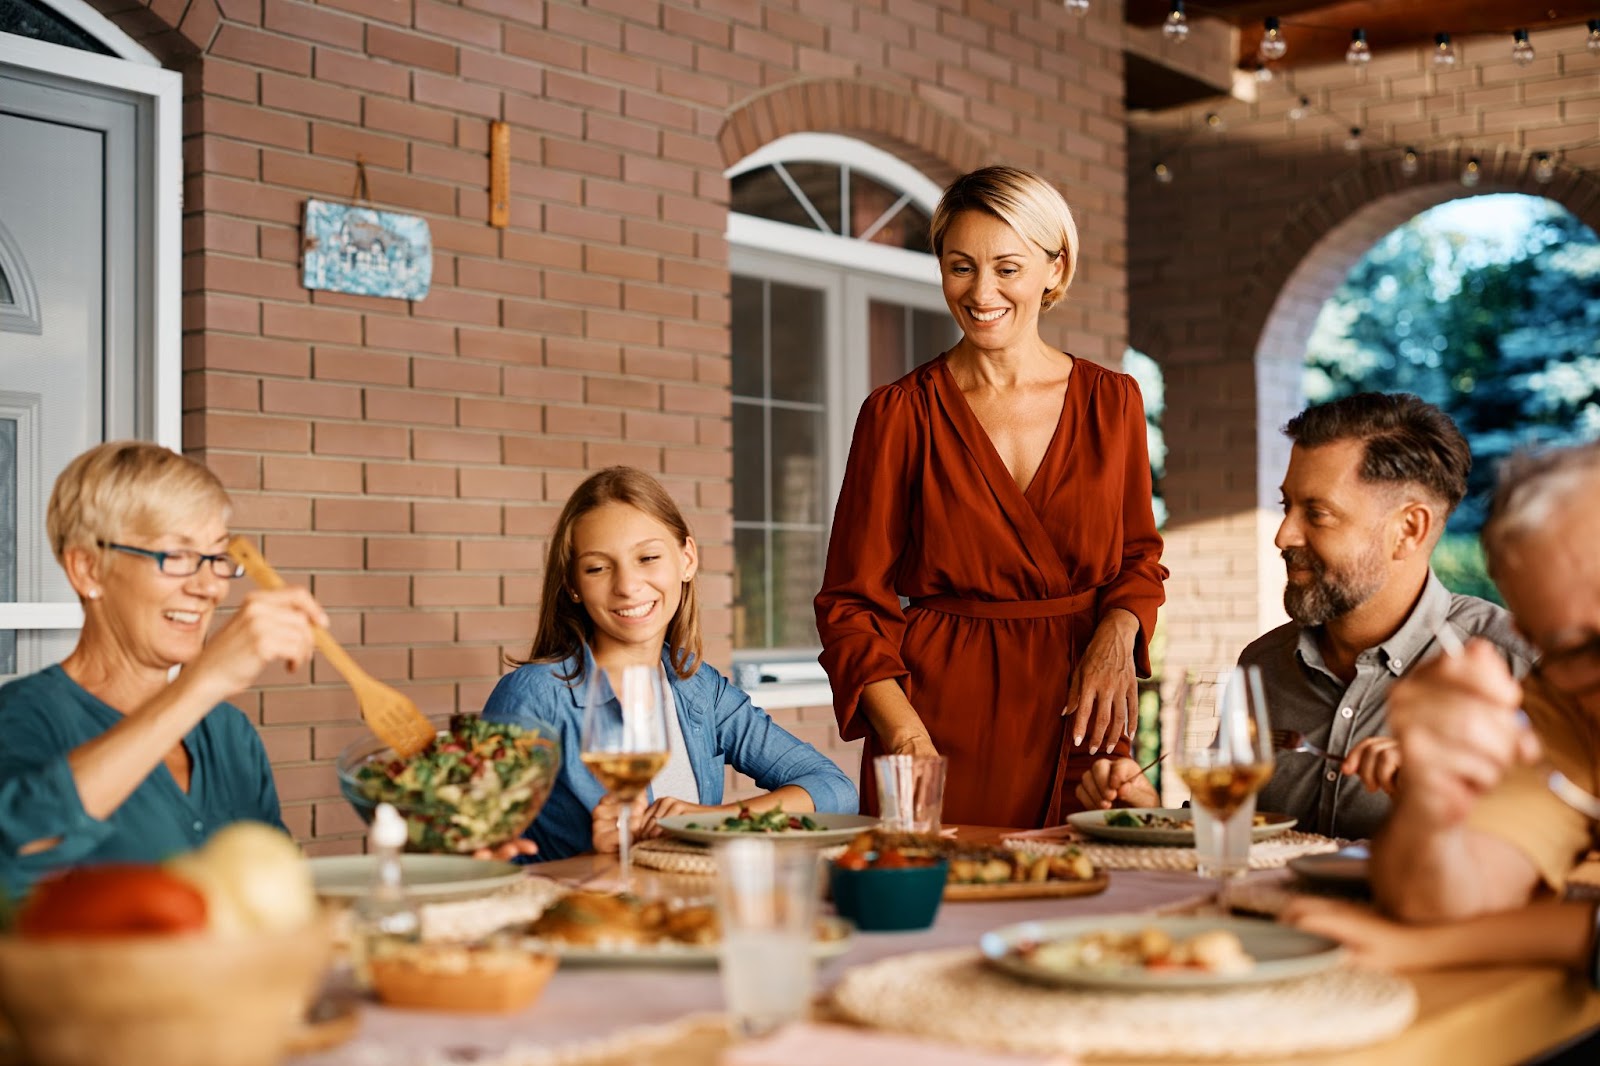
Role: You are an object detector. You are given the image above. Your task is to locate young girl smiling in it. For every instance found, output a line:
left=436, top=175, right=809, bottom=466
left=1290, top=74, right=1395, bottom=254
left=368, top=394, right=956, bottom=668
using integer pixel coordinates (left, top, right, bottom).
left=482, top=467, right=856, bottom=860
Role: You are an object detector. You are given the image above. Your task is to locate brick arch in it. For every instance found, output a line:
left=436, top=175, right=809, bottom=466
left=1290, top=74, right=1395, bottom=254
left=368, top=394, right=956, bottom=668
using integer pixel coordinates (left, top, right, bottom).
left=1241, top=146, right=1600, bottom=514
left=717, top=78, right=992, bottom=183
left=80, top=0, right=220, bottom=62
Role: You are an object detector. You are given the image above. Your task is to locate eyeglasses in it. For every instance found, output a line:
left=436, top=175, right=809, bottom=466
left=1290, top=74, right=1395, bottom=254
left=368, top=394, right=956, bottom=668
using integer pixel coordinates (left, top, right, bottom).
left=1532, top=633, right=1600, bottom=700
left=98, top=540, right=245, bottom=579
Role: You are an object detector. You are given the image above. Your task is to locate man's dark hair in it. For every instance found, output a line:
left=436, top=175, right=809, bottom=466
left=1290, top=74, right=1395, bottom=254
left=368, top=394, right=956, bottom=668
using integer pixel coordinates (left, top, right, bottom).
left=1283, top=392, right=1470, bottom=512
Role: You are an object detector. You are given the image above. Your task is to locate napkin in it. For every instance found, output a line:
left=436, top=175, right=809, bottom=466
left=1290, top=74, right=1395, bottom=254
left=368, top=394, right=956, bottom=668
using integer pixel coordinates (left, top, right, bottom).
left=720, top=1023, right=1076, bottom=1065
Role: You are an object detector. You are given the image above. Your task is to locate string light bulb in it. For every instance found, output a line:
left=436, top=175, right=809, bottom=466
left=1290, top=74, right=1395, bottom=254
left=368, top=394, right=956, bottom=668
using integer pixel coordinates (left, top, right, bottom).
left=1400, top=147, right=1420, bottom=178
left=1153, top=162, right=1173, bottom=184
left=1258, top=16, right=1287, bottom=62
left=1205, top=112, right=1226, bottom=133
left=1255, top=64, right=1274, bottom=82
left=1063, top=0, right=1090, bottom=16
left=1512, top=28, right=1535, bottom=66
left=1535, top=153, right=1556, bottom=184
left=1344, top=126, right=1363, bottom=154
left=1588, top=19, right=1600, bottom=53
left=1346, top=28, right=1371, bottom=65
left=1461, top=157, right=1482, bottom=188
left=1288, top=95, right=1311, bottom=121
left=1163, top=0, right=1189, bottom=43
left=1433, top=33, right=1456, bottom=68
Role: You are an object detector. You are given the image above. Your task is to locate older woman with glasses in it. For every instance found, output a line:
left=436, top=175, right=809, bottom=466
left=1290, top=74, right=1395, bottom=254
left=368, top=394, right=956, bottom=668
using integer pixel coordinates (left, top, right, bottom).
left=0, top=441, right=326, bottom=898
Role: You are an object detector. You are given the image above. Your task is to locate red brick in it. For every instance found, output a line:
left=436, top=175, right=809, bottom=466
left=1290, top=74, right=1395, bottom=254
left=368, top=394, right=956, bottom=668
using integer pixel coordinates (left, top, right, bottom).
left=260, top=533, right=366, bottom=569
left=263, top=303, right=362, bottom=345
left=412, top=288, right=501, bottom=327
left=457, top=609, right=535, bottom=642
left=313, top=572, right=412, bottom=607
left=212, top=23, right=311, bottom=74
left=313, top=346, right=409, bottom=386
left=409, top=356, right=499, bottom=396
left=583, top=178, right=658, bottom=217
left=622, top=22, right=693, bottom=67
left=189, top=413, right=310, bottom=453
left=364, top=609, right=458, bottom=645
left=367, top=537, right=459, bottom=570
left=544, top=336, right=621, bottom=372
left=195, top=334, right=309, bottom=378
left=624, top=410, right=699, bottom=444
left=415, top=0, right=502, bottom=49
left=261, top=685, right=360, bottom=725
left=457, top=328, right=540, bottom=364
left=197, top=450, right=261, bottom=491
left=310, top=124, right=408, bottom=172
left=366, top=24, right=455, bottom=73
left=414, top=501, right=502, bottom=534
left=503, top=231, right=583, bottom=270
left=227, top=491, right=313, bottom=530
left=364, top=96, right=456, bottom=144
left=502, top=300, right=585, bottom=336
left=200, top=98, right=309, bottom=151
left=413, top=428, right=501, bottom=463
left=587, top=441, right=661, bottom=469
left=312, top=420, right=409, bottom=459
left=264, top=0, right=364, bottom=49
left=503, top=366, right=583, bottom=401
left=545, top=70, right=621, bottom=113
left=546, top=405, right=621, bottom=437
left=585, top=47, right=657, bottom=90
left=663, top=6, right=729, bottom=47
left=455, top=398, right=537, bottom=432
left=312, top=47, right=412, bottom=101
left=460, top=465, right=542, bottom=500
left=262, top=379, right=363, bottom=419
left=365, top=388, right=456, bottom=426
left=262, top=456, right=364, bottom=494
left=503, top=23, right=583, bottom=70
left=365, top=461, right=458, bottom=497
left=504, top=436, right=584, bottom=469
left=459, top=49, right=544, bottom=97
left=585, top=310, right=659, bottom=345
left=414, top=574, right=501, bottom=606
left=314, top=497, right=411, bottom=533
left=414, top=70, right=501, bottom=118
left=412, top=645, right=503, bottom=679
left=361, top=314, right=456, bottom=357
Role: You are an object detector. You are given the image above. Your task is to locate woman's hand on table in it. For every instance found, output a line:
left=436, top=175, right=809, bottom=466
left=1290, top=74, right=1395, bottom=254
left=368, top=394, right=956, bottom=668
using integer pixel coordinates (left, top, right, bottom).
left=635, top=797, right=724, bottom=840
left=1062, top=610, right=1139, bottom=754
left=1075, top=757, right=1159, bottom=809
left=472, top=839, right=538, bottom=862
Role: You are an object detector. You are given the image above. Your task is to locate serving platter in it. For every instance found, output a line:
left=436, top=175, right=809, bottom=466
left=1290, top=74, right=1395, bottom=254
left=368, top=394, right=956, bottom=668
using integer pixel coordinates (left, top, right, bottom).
left=944, top=871, right=1110, bottom=902
left=526, top=915, right=855, bottom=967
left=1066, top=808, right=1297, bottom=847
left=308, top=855, right=526, bottom=900
left=979, top=915, right=1343, bottom=991
left=656, top=812, right=879, bottom=847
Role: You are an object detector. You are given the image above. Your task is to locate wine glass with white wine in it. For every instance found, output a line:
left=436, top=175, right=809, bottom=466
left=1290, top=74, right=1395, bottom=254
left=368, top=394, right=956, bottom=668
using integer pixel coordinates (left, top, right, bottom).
left=1172, top=666, right=1273, bottom=910
left=580, top=663, right=669, bottom=888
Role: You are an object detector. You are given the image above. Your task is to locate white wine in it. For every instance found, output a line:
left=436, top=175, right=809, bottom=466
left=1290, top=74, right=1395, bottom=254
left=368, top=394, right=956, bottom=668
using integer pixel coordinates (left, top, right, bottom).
left=1179, top=763, right=1273, bottom=821
left=582, top=751, right=668, bottom=800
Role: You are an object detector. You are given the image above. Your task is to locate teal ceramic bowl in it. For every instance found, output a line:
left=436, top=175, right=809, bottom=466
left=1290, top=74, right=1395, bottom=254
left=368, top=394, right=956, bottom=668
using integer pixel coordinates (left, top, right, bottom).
left=828, top=857, right=949, bottom=932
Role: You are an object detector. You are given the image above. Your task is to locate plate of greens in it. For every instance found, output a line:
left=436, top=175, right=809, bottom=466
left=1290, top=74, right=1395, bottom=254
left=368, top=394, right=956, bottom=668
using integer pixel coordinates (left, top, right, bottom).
left=656, top=807, right=879, bottom=846
left=1066, top=808, right=1297, bottom=846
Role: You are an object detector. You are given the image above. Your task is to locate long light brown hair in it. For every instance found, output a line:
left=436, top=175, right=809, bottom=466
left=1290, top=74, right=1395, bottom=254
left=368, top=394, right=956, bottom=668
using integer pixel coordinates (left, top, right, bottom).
left=512, top=466, right=702, bottom=681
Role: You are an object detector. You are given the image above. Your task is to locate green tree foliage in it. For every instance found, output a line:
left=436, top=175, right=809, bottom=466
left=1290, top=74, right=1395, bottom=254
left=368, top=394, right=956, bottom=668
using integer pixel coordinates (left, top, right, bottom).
left=1306, top=196, right=1600, bottom=600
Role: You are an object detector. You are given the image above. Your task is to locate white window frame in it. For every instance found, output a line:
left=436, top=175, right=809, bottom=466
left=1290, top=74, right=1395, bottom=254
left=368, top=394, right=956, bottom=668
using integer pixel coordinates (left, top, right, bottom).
left=726, top=134, right=948, bottom=698
left=0, top=21, right=181, bottom=635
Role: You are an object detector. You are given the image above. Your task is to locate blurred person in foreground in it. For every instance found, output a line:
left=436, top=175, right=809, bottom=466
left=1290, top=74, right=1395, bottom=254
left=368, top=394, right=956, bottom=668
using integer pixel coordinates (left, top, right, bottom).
left=1362, top=439, right=1600, bottom=922
left=1287, top=442, right=1600, bottom=983
left=1077, top=393, right=1527, bottom=839
left=0, top=441, right=326, bottom=899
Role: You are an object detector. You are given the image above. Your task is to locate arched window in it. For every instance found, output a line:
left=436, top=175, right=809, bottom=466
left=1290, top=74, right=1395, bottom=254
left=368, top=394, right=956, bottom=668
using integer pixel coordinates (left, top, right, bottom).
left=727, top=135, right=958, bottom=686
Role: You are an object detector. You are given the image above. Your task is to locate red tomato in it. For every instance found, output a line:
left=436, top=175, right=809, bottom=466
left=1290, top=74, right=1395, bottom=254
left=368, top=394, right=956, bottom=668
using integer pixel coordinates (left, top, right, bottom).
left=17, top=865, right=208, bottom=939
left=835, top=852, right=871, bottom=871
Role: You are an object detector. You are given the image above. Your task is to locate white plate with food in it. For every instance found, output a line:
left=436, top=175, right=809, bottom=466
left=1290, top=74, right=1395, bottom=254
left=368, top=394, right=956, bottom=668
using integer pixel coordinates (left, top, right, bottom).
left=308, top=855, right=526, bottom=900
left=521, top=890, right=854, bottom=967
left=980, top=915, right=1343, bottom=991
left=656, top=810, right=880, bottom=847
left=1066, top=808, right=1297, bottom=846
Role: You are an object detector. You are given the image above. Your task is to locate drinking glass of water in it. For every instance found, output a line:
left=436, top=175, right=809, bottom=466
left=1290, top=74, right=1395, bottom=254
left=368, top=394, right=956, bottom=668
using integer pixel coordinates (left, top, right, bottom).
left=712, top=838, right=820, bottom=1038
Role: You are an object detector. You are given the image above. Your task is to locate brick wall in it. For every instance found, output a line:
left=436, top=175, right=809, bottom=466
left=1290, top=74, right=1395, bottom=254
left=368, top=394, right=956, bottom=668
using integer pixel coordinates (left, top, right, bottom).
left=1129, top=23, right=1600, bottom=683
left=89, top=0, right=1132, bottom=851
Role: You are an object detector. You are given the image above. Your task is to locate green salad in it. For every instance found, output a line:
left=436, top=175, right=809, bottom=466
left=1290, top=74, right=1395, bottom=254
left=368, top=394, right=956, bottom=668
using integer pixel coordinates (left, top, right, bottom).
left=685, top=804, right=822, bottom=833
left=355, top=714, right=558, bottom=853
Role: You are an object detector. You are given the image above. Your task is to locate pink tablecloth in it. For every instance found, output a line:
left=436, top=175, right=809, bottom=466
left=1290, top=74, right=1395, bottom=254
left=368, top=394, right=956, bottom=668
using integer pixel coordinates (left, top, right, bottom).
left=289, top=868, right=1223, bottom=1066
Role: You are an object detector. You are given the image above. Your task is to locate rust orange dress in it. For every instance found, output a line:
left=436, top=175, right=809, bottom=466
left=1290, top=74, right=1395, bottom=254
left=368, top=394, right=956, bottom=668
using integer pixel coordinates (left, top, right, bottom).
left=815, top=355, right=1167, bottom=829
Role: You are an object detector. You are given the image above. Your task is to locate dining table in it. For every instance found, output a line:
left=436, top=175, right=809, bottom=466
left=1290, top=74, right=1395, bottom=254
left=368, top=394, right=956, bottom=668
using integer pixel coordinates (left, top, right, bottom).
left=287, top=827, right=1600, bottom=1066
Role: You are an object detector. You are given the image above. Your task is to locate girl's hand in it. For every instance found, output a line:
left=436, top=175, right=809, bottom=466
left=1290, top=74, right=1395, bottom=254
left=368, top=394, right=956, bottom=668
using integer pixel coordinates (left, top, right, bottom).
left=1063, top=610, right=1139, bottom=754
left=590, top=792, right=648, bottom=853
left=636, top=796, right=722, bottom=841
left=472, top=839, right=538, bottom=861
left=1281, top=897, right=1437, bottom=971
left=186, top=588, right=326, bottom=700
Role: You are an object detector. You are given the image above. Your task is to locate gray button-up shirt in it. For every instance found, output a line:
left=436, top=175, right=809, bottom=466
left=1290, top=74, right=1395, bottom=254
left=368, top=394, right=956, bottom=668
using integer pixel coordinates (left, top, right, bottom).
left=1246, top=571, right=1532, bottom=840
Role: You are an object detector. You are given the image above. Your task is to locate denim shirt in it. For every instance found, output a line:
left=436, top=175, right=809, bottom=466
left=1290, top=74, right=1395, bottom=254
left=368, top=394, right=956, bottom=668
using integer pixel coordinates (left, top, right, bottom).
left=481, top=644, right=858, bottom=860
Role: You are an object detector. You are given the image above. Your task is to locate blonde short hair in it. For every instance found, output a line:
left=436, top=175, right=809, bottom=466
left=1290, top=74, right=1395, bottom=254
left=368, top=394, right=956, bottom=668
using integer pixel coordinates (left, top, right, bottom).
left=46, top=441, right=231, bottom=566
left=928, top=165, right=1080, bottom=311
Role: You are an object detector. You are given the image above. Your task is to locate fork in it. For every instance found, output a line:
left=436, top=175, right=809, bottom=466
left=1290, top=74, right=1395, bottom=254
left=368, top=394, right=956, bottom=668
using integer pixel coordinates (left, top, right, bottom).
left=1271, top=728, right=1343, bottom=764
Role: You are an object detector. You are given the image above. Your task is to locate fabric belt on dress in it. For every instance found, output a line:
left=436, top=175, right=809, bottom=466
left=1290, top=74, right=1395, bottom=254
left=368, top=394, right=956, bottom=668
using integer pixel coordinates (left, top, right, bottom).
left=907, top=590, right=1097, bottom=619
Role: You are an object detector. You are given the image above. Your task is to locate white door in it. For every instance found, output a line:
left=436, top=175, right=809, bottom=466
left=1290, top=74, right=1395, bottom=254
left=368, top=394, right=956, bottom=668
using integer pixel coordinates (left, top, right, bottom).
left=0, top=66, right=141, bottom=676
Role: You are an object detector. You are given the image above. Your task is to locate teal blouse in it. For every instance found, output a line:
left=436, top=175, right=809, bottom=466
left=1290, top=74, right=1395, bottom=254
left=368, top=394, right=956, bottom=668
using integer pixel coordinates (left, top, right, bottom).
left=0, top=665, right=284, bottom=900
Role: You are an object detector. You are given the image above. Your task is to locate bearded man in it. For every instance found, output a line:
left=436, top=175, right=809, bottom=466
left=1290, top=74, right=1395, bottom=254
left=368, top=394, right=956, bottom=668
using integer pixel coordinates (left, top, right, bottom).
left=1077, top=393, right=1530, bottom=839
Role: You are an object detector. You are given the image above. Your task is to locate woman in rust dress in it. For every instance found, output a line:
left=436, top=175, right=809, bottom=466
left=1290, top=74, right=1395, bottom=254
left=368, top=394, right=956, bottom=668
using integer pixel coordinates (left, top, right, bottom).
left=815, top=166, right=1167, bottom=829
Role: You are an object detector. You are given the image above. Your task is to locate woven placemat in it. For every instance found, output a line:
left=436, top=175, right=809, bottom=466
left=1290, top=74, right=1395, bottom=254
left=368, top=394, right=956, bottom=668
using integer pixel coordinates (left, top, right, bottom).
left=1004, top=832, right=1343, bottom=871
left=832, top=948, right=1416, bottom=1059
left=324, top=1013, right=732, bottom=1066
left=633, top=837, right=847, bottom=876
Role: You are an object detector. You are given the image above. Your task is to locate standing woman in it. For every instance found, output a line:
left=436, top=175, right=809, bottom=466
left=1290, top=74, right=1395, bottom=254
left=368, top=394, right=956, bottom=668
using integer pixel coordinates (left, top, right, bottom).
left=815, top=166, right=1167, bottom=828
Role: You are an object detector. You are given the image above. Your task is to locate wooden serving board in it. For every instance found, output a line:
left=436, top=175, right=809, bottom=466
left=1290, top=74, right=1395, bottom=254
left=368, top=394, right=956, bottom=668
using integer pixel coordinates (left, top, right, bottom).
left=942, top=871, right=1109, bottom=902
